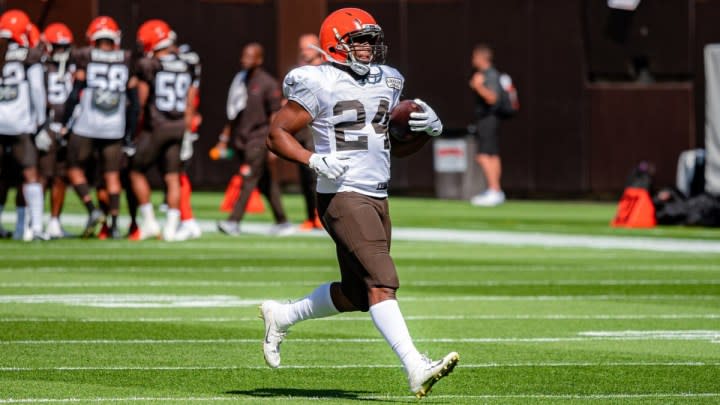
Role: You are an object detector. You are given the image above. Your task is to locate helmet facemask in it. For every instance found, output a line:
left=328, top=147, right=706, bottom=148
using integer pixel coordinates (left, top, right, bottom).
left=333, top=24, right=387, bottom=76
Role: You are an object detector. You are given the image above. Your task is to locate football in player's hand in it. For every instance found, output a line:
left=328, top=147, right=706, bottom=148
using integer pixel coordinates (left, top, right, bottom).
left=389, top=99, right=423, bottom=142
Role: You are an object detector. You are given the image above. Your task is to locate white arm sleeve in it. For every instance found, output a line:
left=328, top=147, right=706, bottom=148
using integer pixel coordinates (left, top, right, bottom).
left=27, top=63, right=47, bottom=126
left=283, top=67, right=320, bottom=119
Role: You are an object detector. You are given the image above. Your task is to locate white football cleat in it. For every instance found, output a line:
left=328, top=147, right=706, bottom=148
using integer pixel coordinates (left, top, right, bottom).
left=269, top=221, right=294, bottom=237
left=407, top=351, right=460, bottom=398
left=259, top=300, right=289, bottom=368
left=470, top=190, right=505, bottom=207
left=137, top=219, right=161, bottom=240
left=175, top=219, right=202, bottom=241
left=46, top=218, right=69, bottom=239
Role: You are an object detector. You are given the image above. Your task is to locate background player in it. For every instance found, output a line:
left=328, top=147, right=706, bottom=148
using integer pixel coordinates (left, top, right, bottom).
left=262, top=8, right=457, bottom=398
left=62, top=16, right=139, bottom=239
left=130, top=19, right=195, bottom=241
left=0, top=9, right=47, bottom=241
left=38, top=22, right=74, bottom=238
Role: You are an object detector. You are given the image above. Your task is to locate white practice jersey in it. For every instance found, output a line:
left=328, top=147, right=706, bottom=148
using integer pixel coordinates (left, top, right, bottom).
left=284, top=63, right=403, bottom=197
left=0, top=44, right=46, bottom=135
left=71, top=47, right=133, bottom=140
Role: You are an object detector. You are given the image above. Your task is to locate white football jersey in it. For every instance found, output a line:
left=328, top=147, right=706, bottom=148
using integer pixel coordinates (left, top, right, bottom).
left=0, top=45, right=46, bottom=135
left=72, top=48, right=132, bottom=140
left=284, top=63, right=403, bottom=197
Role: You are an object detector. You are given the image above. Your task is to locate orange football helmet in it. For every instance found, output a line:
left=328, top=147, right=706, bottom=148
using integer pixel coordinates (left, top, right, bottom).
left=319, top=8, right=387, bottom=76
left=28, top=23, right=40, bottom=48
left=0, top=9, right=31, bottom=47
left=136, top=19, right=176, bottom=55
left=43, top=22, right=74, bottom=46
left=86, top=16, right=121, bottom=46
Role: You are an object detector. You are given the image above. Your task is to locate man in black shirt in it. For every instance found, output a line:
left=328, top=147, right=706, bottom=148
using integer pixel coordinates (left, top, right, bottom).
left=469, top=44, right=505, bottom=206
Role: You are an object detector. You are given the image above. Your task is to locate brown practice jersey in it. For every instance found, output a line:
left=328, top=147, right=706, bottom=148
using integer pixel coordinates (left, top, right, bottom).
left=136, top=53, right=194, bottom=135
left=0, top=44, right=46, bottom=135
left=44, top=55, right=74, bottom=124
left=70, top=46, right=134, bottom=140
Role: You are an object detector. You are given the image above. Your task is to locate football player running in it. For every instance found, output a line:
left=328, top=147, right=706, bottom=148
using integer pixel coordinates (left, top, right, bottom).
left=0, top=10, right=48, bottom=241
left=263, top=8, right=457, bottom=398
left=61, top=16, right=139, bottom=239
left=38, top=22, right=74, bottom=238
left=130, top=20, right=196, bottom=241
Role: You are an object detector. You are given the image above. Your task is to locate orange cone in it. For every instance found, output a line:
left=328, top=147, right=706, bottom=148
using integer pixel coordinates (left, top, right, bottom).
left=611, top=187, right=656, bottom=228
left=220, top=175, right=265, bottom=214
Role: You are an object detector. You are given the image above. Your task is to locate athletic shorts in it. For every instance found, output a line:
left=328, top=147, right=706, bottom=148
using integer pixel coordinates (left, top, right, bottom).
left=38, top=136, right=68, bottom=180
left=317, top=191, right=399, bottom=311
left=0, top=133, right=37, bottom=169
left=67, top=133, right=123, bottom=173
left=475, top=116, right=500, bottom=156
left=130, top=129, right=183, bottom=174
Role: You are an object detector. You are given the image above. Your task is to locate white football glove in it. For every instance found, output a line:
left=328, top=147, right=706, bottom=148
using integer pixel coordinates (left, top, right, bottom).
left=180, top=131, right=199, bottom=162
left=34, top=129, right=53, bottom=152
left=308, top=153, right=350, bottom=180
left=408, top=98, right=443, bottom=136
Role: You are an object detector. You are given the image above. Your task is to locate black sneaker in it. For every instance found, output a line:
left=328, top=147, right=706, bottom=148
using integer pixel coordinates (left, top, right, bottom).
left=217, top=220, right=241, bottom=236
left=82, top=209, right=106, bottom=238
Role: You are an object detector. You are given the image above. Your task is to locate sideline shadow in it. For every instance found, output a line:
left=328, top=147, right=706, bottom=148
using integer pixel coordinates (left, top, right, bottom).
left=225, top=388, right=406, bottom=402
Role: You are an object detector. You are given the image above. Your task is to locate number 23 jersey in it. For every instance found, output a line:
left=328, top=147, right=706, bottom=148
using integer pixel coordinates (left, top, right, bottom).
left=283, top=64, right=403, bottom=198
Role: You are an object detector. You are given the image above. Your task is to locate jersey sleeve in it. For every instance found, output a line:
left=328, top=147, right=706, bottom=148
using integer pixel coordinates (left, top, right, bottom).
left=382, top=66, right=404, bottom=108
left=134, top=57, right=155, bottom=84
left=283, top=66, right=321, bottom=118
left=69, top=47, right=89, bottom=72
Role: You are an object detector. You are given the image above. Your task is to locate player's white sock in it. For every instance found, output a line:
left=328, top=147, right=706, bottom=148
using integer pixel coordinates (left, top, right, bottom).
left=23, top=183, right=44, bottom=234
left=281, top=283, right=339, bottom=328
left=140, top=203, right=156, bottom=223
left=370, top=299, right=423, bottom=373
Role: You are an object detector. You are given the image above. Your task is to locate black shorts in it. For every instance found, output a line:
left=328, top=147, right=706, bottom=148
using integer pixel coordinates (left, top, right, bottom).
left=0, top=133, right=37, bottom=170
left=475, top=116, right=500, bottom=155
left=130, top=129, right=183, bottom=174
left=317, top=192, right=398, bottom=312
left=67, top=133, right=123, bottom=173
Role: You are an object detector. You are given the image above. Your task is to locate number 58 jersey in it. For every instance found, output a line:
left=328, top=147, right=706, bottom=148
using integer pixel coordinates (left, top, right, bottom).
left=71, top=47, right=134, bottom=140
left=283, top=64, right=404, bottom=198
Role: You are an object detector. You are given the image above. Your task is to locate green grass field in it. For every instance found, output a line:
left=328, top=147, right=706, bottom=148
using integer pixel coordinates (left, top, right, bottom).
left=1, top=192, right=719, bottom=404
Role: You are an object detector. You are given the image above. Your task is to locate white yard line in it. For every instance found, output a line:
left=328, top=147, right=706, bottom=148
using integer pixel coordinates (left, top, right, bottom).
left=0, top=294, right=717, bottom=309
left=0, top=314, right=718, bottom=322
left=1, top=279, right=719, bottom=288
left=2, top=332, right=719, bottom=345
left=1, top=362, right=719, bottom=372
left=1, top=393, right=719, bottom=403
left=3, top=212, right=720, bottom=253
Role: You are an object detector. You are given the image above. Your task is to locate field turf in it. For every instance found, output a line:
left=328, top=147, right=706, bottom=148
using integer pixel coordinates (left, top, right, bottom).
left=0, top=192, right=719, bottom=404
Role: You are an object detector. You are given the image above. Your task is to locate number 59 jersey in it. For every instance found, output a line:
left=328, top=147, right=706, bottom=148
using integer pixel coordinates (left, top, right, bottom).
left=283, top=64, right=403, bottom=198
left=135, top=53, right=195, bottom=135
left=71, top=47, right=134, bottom=140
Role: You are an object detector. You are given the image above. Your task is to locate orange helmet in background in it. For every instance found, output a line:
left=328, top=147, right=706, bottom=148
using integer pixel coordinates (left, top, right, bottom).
left=319, top=8, right=387, bottom=76
left=136, top=19, right=176, bottom=55
left=0, top=9, right=31, bottom=47
left=28, top=23, right=40, bottom=48
left=86, top=16, right=121, bottom=46
left=42, top=22, right=74, bottom=47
